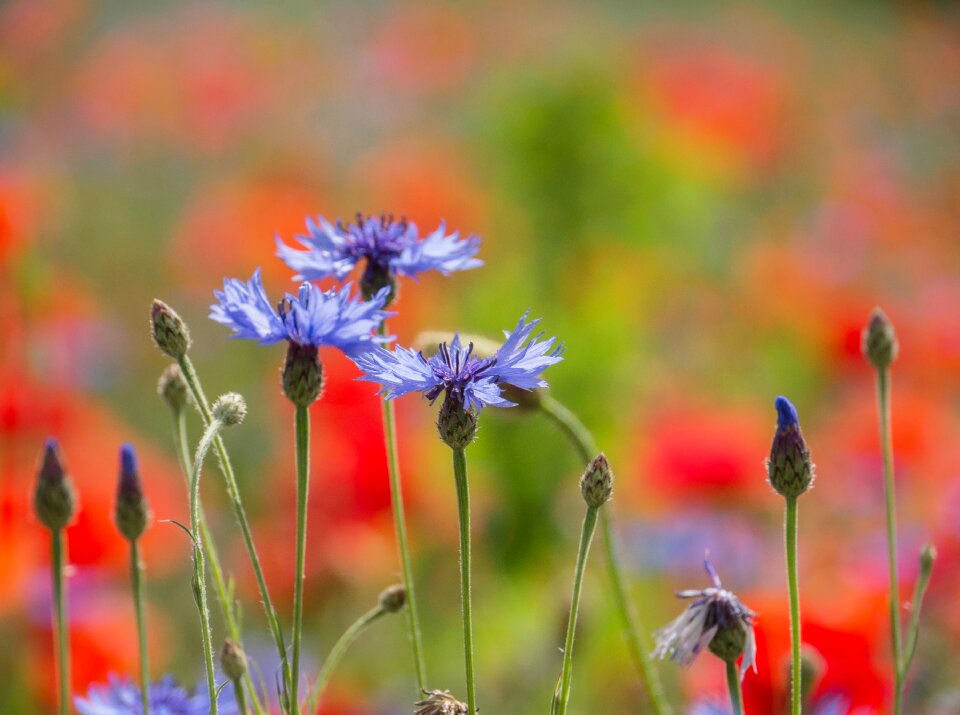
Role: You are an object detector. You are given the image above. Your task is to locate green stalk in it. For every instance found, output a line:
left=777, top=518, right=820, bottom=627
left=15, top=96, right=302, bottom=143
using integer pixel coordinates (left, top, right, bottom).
left=725, top=659, right=744, bottom=715
left=785, top=496, right=801, bottom=715
left=876, top=368, right=904, bottom=714
left=52, top=528, right=70, bottom=715
left=172, top=411, right=265, bottom=715
left=902, top=547, right=935, bottom=678
left=554, top=506, right=599, bottom=715
left=538, top=395, right=672, bottom=715
left=233, top=679, right=247, bottom=715
left=452, top=448, right=477, bottom=714
left=305, top=606, right=387, bottom=713
left=177, top=355, right=291, bottom=708
left=379, top=323, right=427, bottom=692
left=130, top=540, right=150, bottom=714
left=291, top=405, right=310, bottom=714
left=190, top=417, right=224, bottom=715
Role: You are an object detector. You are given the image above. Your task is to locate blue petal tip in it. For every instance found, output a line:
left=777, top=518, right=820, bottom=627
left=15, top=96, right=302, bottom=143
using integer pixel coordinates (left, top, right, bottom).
left=120, top=443, right=138, bottom=474
left=774, top=396, right=799, bottom=429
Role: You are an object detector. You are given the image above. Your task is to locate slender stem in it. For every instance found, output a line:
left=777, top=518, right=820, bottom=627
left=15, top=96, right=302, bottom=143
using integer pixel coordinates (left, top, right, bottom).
left=130, top=540, right=150, bottom=714
left=173, top=411, right=266, bottom=715
left=902, top=549, right=935, bottom=678
left=785, top=496, right=801, bottom=715
left=452, top=448, right=477, bottom=714
left=52, top=528, right=70, bottom=715
left=876, top=368, right=904, bottom=714
left=725, top=659, right=744, bottom=715
left=177, top=355, right=291, bottom=708
left=305, top=606, right=387, bottom=713
left=233, top=680, right=247, bottom=715
left=555, top=506, right=599, bottom=715
left=291, top=406, right=310, bottom=714
left=191, top=419, right=224, bottom=714
left=379, top=322, right=428, bottom=692
left=538, top=396, right=672, bottom=715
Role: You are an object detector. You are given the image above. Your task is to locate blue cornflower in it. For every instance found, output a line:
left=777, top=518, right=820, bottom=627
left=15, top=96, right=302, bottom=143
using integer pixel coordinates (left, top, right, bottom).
left=276, top=213, right=482, bottom=301
left=75, top=674, right=237, bottom=715
left=209, top=268, right=391, bottom=356
left=653, top=558, right=757, bottom=680
left=354, top=311, right=563, bottom=413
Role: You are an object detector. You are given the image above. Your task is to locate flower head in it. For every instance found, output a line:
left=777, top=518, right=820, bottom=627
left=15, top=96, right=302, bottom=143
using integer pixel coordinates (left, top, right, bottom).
left=767, top=395, right=815, bottom=498
left=75, top=674, right=237, bottom=715
left=34, top=438, right=77, bottom=531
left=653, top=558, right=757, bottom=679
left=414, top=690, right=468, bottom=715
left=115, top=444, right=149, bottom=541
left=353, top=312, right=563, bottom=413
left=209, top=268, right=391, bottom=356
left=276, top=214, right=482, bottom=288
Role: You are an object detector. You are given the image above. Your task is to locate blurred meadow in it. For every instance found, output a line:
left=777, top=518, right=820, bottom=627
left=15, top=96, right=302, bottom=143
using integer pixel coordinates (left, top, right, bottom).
left=2, top=1, right=960, bottom=713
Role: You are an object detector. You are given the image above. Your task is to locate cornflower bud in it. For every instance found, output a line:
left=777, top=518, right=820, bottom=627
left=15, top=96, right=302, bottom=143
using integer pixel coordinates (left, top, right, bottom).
left=151, top=300, right=191, bottom=359
left=378, top=584, right=407, bottom=613
left=212, top=393, right=247, bottom=426
left=862, top=307, right=898, bottom=370
left=157, top=364, right=190, bottom=414
left=115, top=444, right=150, bottom=541
left=282, top=342, right=324, bottom=407
left=580, top=453, right=613, bottom=508
left=767, top=396, right=815, bottom=498
left=437, top=394, right=478, bottom=450
left=220, top=638, right=248, bottom=682
left=34, top=439, right=77, bottom=530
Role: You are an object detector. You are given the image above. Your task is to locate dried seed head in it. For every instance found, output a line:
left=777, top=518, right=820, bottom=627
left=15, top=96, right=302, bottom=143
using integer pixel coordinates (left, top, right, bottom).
left=414, top=690, right=468, bottom=715
left=151, top=300, right=191, bottom=359
left=212, top=393, right=247, bottom=427
left=34, top=438, right=77, bottom=530
left=378, top=584, right=407, bottom=613
left=862, top=307, right=898, bottom=370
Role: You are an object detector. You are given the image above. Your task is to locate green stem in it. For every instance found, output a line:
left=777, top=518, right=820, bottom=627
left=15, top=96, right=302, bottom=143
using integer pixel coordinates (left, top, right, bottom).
left=725, top=659, right=744, bottom=715
left=291, top=406, right=310, bottom=714
left=538, top=396, right=672, bottom=715
left=379, top=323, right=428, bottom=692
left=52, top=528, right=70, bottom=715
left=785, top=496, right=801, bottom=715
left=452, top=448, right=477, bottom=714
left=172, top=411, right=265, bottom=715
left=902, top=548, right=935, bottom=679
left=305, top=606, right=387, bottom=713
left=177, top=356, right=291, bottom=709
left=555, top=506, right=599, bottom=715
left=130, top=540, right=150, bottom=715
left=191, top=418, right=225, bottom=714
left=233, top=680, right=247, bottom=715
left=876, top=368, right=904, bottom=714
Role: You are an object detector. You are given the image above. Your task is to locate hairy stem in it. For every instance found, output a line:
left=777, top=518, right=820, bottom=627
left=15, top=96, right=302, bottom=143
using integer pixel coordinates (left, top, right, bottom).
left=52, top=528, right=70, bottom=715
left=291, top=406, right=310, bottom=713
left=131, top=540, right=150, bottom=714
left=452, top=448, right=477, bottom=714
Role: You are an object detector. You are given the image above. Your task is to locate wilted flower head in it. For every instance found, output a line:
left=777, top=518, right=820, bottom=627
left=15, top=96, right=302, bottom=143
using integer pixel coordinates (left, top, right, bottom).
left=75, top=674, right=237, bottom=715
left=414, top=690, right=468, bottom=715
left=277, top=213, right=481, bottom=301
left=653, top=558, right=757, bottom=679
left=354, top=311, right=562, bottom=413
left=209, top=268, right=391, bottom=356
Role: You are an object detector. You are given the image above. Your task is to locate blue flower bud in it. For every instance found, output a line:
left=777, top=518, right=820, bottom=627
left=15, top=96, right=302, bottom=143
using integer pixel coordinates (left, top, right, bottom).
left=34, top=438, right=77, bottom=531
left=115, top=444, right=150, bottom=541
left=767, top=396, right=815, bottom=498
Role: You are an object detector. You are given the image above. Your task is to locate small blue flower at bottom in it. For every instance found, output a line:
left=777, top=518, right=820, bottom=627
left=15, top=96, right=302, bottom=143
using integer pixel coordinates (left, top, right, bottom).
left=75, top=674, right=237, bottom=715
left=353, top=311, right=563, bottom=412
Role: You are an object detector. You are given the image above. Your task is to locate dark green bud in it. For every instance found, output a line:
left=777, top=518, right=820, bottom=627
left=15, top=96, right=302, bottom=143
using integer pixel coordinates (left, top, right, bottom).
left=212, top=392, right=247, bottom=427
left=158, top=364, right=190, bottom=414
left=220, top=638, right=248, bottom=682
left=708, top=620, right=748, bottom=663
left=151, top=300, right=191, bottom=359
left=378, top=584, right=407, bottom=613
left=580, top=453, right=613, bottom=508
left=34, top=439, right=77, bottom=531
left=282, top=342, right=324, bottom=407
left=360, top=261, right=398, bottom=307
left=921, top=543, right=937, bottom=572
left=115, top=444, right=150, bottom=541
left=862, top=307, right=898, bottom=370
left=767, top=397, right=815, bottom=498
left=437, top=395, right=478, bottom=450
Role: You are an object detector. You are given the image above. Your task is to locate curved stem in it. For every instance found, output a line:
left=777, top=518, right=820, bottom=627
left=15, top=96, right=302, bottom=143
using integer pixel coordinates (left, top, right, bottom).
left=876, top=368, right=904, bottom=714
left=131, top=540, right=150, bottom=714
left=785, top=496, right=801, bottom=715
left=291, top=406, right=310, bottom=713
left=52, top=528, right=70, bottom=715
left=172, top=411, right=266, bottom=715
left=452, top=448, right=477, bottom=714
left=725, top=659, right=744, bottom=715
left=191, top=418, right=224, bottom=714
left=305, top=606, right=387, bottom=713
left=902, top=548, right=935, bottom=678
left=378, top=320, right=428, bottom=692
left=555, top=506, right=599, bottom=715
left=177, top=356, right=291, bottom=709
left=538, top=396, right=672, bottom=715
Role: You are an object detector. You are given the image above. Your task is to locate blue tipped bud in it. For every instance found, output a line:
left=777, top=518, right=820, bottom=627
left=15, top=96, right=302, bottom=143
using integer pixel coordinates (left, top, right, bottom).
left=115, top=443, right=150, bottom=541
left=34, top=438, right=77, bottom=530
left=767, top=396, right=815, bottom=498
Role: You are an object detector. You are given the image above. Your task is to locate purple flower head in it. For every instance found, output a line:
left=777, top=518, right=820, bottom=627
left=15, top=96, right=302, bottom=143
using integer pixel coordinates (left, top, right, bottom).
left=353, top=311, right=563, bottom=413
left=75, top=674, right=237, bottom=715
left=276, top=213, right=482, bottom=283
left=653, top=557, right=757, bottom=680
left=775, top=395, right=799, bottom=429
left=209, top=268, right=392, bottom=357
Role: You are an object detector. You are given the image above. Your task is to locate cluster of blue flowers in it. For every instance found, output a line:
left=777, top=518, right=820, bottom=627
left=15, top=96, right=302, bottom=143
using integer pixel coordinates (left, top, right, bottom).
left=75, top=675, right=236, bottom=715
